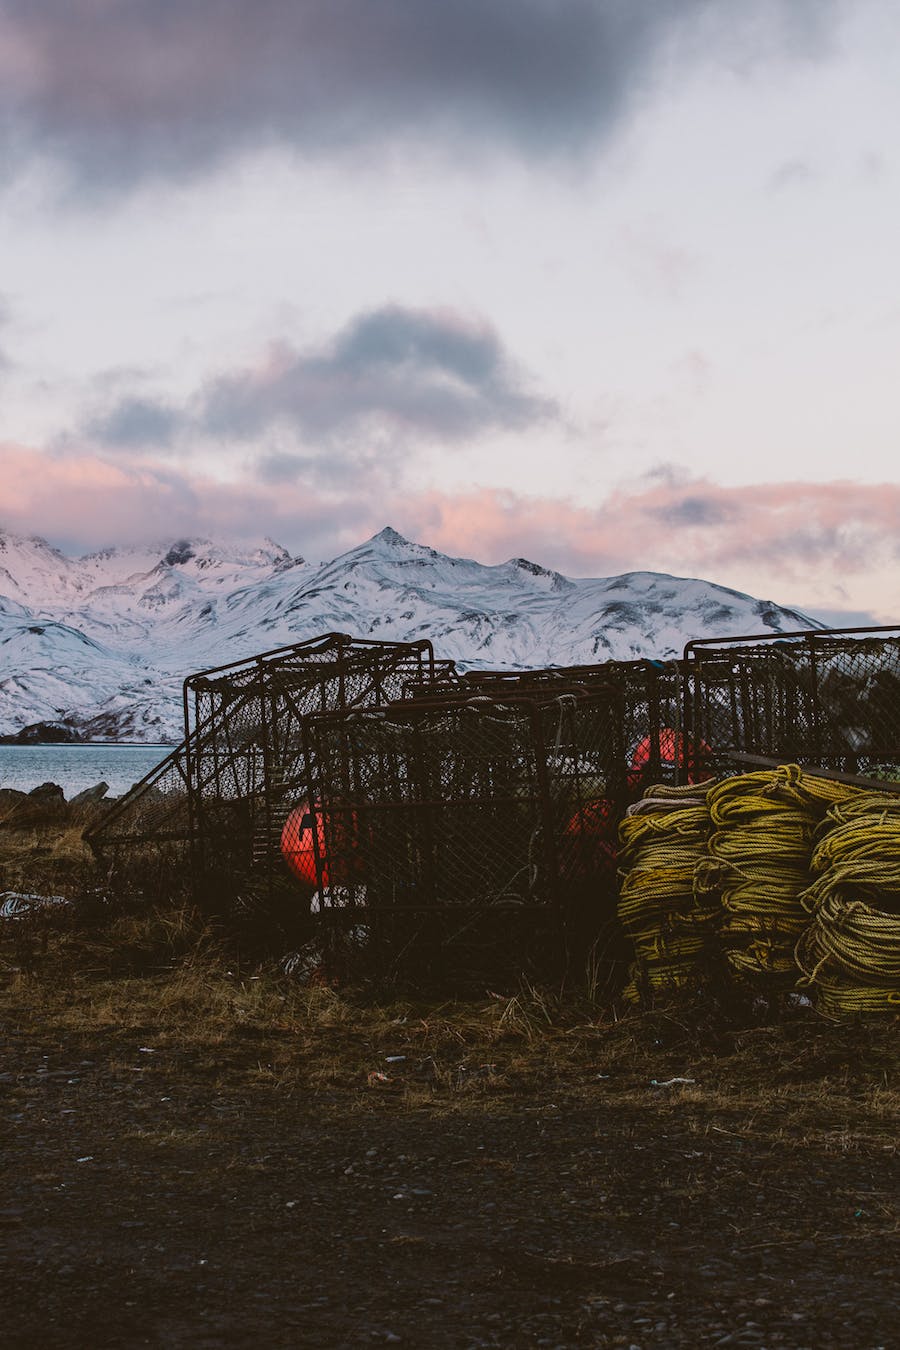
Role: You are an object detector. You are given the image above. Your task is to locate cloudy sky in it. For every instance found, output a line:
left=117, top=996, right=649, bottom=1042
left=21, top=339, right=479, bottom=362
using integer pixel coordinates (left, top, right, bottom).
left=1, top=0, right=898, bottom=621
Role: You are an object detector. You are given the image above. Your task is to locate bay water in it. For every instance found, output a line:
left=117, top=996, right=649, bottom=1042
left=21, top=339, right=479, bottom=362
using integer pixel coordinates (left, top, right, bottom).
left=0, top=744, right=175, bottom=799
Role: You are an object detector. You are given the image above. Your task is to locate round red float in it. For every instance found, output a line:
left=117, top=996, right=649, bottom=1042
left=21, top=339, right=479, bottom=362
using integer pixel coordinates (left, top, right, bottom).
left=281, top=800, right=362, bottom=890
left=628, top=728, right=712, bottom=787
left=562, top=795, right=619, bottom=882
left=281, top=800, right=328, bottom=889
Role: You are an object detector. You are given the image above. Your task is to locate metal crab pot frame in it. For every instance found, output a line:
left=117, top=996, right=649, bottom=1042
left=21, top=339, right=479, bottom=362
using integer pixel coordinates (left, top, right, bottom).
left=298, top=686, right=626, bottom=980
left=681, top=626, right=900, bottom=785
left=450, top=660, right=686, bottom=788
left=86, top=633, right=441, bottom=900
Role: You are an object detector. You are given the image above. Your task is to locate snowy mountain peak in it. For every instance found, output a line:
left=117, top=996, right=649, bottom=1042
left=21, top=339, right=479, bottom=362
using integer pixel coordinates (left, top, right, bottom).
left=373, top=525, right=409, bottom=546
left=163, top=540, right=196, bottom=567
left=156, top=537, right=294, bottom=572
left=0, top=527, right=821, bottom=741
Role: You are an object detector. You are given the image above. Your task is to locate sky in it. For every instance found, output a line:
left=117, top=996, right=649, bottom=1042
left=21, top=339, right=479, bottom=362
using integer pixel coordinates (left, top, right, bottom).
left=1, top=0, right=899, bottom=623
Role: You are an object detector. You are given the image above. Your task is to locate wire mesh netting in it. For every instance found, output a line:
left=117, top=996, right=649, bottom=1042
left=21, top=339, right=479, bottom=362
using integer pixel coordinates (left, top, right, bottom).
left=683, top=628, right=900, bottom=784
left=451, top=661, right=686, bottom=791
left=297, top=688, right=625, bottom=984
left=80, top=739, right=195, bottom=890
left=86, top=634, right=442, bottom=905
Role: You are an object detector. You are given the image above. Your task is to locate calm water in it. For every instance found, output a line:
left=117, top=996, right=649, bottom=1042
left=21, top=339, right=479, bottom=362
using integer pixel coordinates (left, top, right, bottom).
left=0, top=744, right=175, bottom=798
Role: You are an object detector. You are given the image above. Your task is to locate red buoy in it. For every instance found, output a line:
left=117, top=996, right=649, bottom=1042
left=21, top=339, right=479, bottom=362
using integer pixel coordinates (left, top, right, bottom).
left=281, top=800, right=363, bottom=890
left=562, top=796, right=619, bottom=882
left=628, top=728, right=712, bottom=787
left=281, top=801, right=326, bottom=889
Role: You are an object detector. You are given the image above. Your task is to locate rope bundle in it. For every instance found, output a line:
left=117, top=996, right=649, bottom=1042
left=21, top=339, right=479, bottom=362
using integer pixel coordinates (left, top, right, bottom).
left=796, top=793, right=900, bottom=1014
left=617, top=780, right=718, bottom=1003
left=705, top=765, right=861, bottom=984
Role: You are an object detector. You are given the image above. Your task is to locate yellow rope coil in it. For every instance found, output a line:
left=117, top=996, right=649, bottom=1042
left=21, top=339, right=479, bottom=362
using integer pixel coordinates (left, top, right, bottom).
left=704, top=766, right=862, bottom=983
left=804, top=983, right=900, bottom=1015
left=616, top=787, right=716, bottom=1004
left=619, top=806, right=708, bottom=848
left=709, top=764, right=862, bottom=819
left=640, top=779, right=717, bottom=800
left=631, top=931, right=707, bottom=962
left=796, top=894, right=900, bottom=983
left=822, top=794, right=900, bottom=829
left=795, top=791, right=900, bottom=1013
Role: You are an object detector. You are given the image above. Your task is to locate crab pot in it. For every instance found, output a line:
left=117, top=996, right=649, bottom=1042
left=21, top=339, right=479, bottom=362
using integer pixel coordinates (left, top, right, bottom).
left=299, top=687, right=625, bottom=987
left=87, top=633, right=448, bottom=918
left=683, top=627, right=900, bottom=785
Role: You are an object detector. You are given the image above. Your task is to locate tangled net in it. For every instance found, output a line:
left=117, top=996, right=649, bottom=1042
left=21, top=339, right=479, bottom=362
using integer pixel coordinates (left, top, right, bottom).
left=617, top=780, right=718, bottom=1003
left=796, top=793, right=900, bottom=1014
left=703, top=766, right=862, bottom=984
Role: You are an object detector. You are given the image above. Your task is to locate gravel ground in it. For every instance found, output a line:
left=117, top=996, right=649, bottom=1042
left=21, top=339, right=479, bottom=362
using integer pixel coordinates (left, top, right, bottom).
left=2, top=1016, right=896, bottom=1349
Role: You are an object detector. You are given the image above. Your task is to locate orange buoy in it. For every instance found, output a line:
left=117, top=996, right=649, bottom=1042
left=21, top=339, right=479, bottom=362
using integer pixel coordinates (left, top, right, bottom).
left=281, top=799, right=363, bottom=890
left=281, top=801, right=326, bottom=889
left=628, top=728, right=712, bottom=787
left=562, top=796, right=619, bottom=882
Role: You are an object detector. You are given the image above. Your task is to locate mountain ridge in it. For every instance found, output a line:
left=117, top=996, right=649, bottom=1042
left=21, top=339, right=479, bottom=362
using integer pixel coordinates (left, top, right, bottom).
left=0, top=525, right=819, bottom=742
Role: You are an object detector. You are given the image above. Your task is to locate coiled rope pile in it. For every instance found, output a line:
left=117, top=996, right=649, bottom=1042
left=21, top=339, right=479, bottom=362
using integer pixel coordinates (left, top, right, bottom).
left=617, top=780, right=719, bottom=1003
left=796, top=793, right=900, bottom=1013
left=703, top=765, right=861, bottom=984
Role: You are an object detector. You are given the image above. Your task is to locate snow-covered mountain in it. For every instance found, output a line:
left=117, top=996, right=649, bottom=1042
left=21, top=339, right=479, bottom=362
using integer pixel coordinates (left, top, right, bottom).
left=0, top=525, right=818, bottom=742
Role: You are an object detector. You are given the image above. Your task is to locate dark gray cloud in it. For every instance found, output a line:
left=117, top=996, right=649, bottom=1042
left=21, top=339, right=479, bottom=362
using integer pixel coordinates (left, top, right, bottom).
left=659, top=494, right=736, bottom=526
left=0, top=0, right=839, bottom=192
left=85, top=396, right=182, bottom=449
left=89, top=305, right=553, bottom=454
left=201, top=306, right=553, bottom=442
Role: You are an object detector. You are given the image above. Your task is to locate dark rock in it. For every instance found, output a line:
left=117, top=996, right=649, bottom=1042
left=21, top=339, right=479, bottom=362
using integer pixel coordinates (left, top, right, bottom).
left=28, top=782, right=66, bottom=800
left=1, top=721, right=82, bottom=745
left=0, top=787, right=27, bottom=813
left=164, top=540, right=196, bottom=567
left=70, top=782, right=110, bottom=807
left=1, top=782, right=70, bottom=827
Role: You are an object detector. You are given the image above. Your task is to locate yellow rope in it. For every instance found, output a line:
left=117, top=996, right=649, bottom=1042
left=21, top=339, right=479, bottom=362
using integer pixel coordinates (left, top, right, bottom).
left=795, top=792, right=900, bottom=1012
left=617, top=792, right=716, bottom=1004
left=617, top=769, right=900, bottom=1008
left=802, top=982, right=900, bottom=1015
left=821, top=793, right=900, bottom=828
left=639, top=779, right=717, bottom=800
left=705, top=766, right=862, bottom=984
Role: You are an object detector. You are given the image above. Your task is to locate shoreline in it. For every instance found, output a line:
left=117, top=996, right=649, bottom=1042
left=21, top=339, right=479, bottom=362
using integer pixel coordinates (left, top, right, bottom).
left=0, top=740, right=177, bottom=749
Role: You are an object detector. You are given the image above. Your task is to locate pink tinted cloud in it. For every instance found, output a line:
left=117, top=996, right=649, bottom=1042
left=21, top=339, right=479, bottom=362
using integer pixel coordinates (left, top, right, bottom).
left=0, top=443, right=370, bottom=556
left=400, top=478, right=900, bottom=578
left=0, top=444, right=199, bottom=542
left=2, top=442, right=898, bottom=615
left=393, top=478, right=900, bottom=619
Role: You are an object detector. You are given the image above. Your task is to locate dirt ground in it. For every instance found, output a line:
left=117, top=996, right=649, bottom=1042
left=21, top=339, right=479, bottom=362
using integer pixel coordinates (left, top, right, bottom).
left=0, top=816, right=896, bottom=1349
left=1, top=900, right=897, bottom=1350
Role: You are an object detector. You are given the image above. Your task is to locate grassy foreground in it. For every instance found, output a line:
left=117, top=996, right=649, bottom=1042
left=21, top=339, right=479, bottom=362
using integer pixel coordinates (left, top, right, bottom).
left=2, top=874, right=896, bottom=1132
left=1, top=818, right=898, bottom=1347
left=1, top=812, right=897, bottom=1132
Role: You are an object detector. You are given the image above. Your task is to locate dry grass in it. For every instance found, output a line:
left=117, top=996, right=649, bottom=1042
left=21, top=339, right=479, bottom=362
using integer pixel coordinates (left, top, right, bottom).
left=0, top=822, right=95, bottom=892
left=1, top=894, right=896, bottom=1149
left=0, top=819, right=896, bottom=1147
